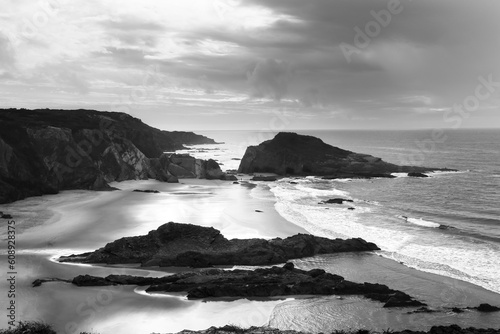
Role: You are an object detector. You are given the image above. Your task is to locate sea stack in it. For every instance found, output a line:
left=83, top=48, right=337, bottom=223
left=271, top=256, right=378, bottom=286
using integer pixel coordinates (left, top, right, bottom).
left=238, top=132, right=449, bottom=178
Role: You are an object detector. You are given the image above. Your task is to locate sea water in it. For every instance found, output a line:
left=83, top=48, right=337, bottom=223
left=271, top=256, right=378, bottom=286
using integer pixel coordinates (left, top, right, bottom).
left=185, top=129, right=500, bottom=295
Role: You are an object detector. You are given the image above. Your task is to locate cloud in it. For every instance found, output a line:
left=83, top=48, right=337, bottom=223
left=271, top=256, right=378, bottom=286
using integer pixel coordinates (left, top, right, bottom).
left=0, top=0, right=499, bottom=129
left=0, top=33, right=15, bottom=71
left=247, top=58, right=291, bottom=100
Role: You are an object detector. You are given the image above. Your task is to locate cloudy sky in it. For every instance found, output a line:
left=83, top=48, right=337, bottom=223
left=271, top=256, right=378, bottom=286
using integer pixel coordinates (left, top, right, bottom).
left=1, top=0, right=499, bottom=130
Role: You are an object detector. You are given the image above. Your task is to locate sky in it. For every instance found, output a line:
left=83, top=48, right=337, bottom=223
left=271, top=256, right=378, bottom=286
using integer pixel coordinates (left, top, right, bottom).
left=0, top=0, right=499, bottom=131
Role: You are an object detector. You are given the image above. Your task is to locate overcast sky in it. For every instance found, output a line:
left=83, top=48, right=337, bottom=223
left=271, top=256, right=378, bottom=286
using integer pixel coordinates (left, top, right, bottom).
left=1, top=0, right=499, bottom=130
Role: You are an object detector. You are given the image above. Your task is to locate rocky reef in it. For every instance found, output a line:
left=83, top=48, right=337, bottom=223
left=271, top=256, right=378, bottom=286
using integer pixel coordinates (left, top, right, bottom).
left=238, top=132, right=452, bottom=177
left=0, top=108, right=229, bottom=203
left=36, top=262, right=425, bottom=308
left=59, top=222, right=379, bottom=267
left=171, top=325, right=500, bottom=334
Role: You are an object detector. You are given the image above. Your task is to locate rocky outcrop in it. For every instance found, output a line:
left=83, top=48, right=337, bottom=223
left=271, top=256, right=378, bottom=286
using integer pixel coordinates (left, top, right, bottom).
left=58, top=222, right=379, bottom=267
left=474, top=304, right=500, bottom=312
left=171, top=325, right=500, bottom=334
left=35, top=262, right=424, bottom=308
left=238, top=132, right=453, bottom=177
left=0, top=108, right=226, bottom=203
left=320, top=198, right=354, bottom=204
left=408, top=172, right=429, bottom=177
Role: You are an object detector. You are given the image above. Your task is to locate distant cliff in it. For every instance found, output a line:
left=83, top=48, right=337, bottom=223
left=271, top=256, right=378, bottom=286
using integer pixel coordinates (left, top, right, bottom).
left=0, top=109, right=227, bottom=203
left=238, top=132, right=450, bottom=177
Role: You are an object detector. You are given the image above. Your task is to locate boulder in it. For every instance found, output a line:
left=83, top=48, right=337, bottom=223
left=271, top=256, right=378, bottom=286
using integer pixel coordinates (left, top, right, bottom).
left=251, top=176, right=277, bottom=181
left=321, top=198, right=354, bottom=204
left=408, top=172, right=429, bottom=177
left=475, top=303, right=500, bottom=312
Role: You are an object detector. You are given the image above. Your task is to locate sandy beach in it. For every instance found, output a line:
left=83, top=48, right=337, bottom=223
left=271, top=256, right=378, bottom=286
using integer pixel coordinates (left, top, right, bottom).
left=1, top=178, right=499, bottom=334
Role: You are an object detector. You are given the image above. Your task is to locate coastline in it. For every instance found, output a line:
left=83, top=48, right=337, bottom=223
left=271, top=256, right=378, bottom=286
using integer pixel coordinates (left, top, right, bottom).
left=1, top=178, right=499, bottom=333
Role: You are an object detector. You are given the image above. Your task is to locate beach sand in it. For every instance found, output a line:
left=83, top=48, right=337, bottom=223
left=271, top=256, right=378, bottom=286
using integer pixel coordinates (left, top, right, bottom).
left=0, top=178, right=499, bottom=333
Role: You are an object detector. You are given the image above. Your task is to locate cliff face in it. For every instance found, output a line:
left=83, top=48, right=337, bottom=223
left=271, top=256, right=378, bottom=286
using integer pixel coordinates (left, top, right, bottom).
left=238, top=132, right=445, bottom=177
left=0, top=109, right=224, bottom=203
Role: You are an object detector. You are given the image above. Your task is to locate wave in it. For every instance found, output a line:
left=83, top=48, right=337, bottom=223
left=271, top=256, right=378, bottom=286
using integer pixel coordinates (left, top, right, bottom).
left=427, top=170, right=468, bottom=176
left=397, top=215, right=441, bottom=228
left=391, top=173, right=410, bottom=178
left=268, top=180, right=500, bottom=295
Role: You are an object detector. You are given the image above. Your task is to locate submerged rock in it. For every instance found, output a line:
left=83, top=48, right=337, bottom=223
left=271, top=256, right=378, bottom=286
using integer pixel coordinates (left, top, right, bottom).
left=59, top=222, right=380, bottom=267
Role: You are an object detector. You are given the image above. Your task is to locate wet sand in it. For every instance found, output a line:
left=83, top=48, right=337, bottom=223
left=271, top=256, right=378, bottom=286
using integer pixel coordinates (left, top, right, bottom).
left=0, top=179, right=499, bottom=333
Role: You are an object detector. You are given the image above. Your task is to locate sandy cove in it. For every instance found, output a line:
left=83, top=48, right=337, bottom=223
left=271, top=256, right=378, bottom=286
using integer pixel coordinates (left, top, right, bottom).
left=0, top=178, right=499, bottom=334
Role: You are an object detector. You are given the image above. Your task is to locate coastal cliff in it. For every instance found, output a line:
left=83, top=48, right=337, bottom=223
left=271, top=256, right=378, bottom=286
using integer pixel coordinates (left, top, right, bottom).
left=0, top=108, right=226, bottom=203
left=59, top=222, right=380, bottom=267
left=238, top=132, right=449, bottom=177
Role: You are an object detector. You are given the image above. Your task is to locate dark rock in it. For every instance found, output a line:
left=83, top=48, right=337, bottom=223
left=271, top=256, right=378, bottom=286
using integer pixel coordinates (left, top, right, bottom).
left=56, top=265, right=424, bottom=307
left=255, top=210, right=263, bottom=213
left=220, top=174, right=238, bottom=181
left=408, top=172, right=429, bottom=178
left=0, top=109, right=220, bottom=204
left=169, top=325, right=500, bottom=334
left=348, top=207, right=355, bottom=210
left=32, top=278, right=72, bottom=287
left=233, top=181, right=240, bottom=184
left=231, top=158, right=241, bottom=160
left=475, top=303, right=500, bottom=312
left=321, top=198, right=354, bottom=204
left=32, top=279, right=43, bottom=287
left=307, top=269, right=326, bottom=278
left=451, top=307, right=464, bottom=313
left=407, top=307, right=439, bottom=314
left=72, top=275, right=115, bottom=286
left=251, top=176, right=277, bottom=181
left=59, top=222, right=380, bottom=267
left=133, top=189, right=160, bottom=193
left=238, top=132, right=452, bottom=177
left=289, top=181, right=298, bottom=184
left=1, top=214, right=13, bottom=219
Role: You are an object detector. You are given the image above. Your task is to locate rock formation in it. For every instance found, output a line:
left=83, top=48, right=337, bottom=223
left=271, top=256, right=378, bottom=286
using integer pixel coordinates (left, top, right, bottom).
left=171, top=325, right=500, bottom=334
left=238, top=132, right=453, bottom=177
left=35, top=262, right=425, bottom=308
left=59, top=222, right=379, bottom=267
left=0, top=108, right=229, bottom=203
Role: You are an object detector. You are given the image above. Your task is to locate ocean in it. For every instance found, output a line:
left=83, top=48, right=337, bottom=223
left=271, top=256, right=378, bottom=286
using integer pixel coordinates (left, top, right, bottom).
left=1, top=128, right=499, bottom=333
left=180, top=129, right=500, bottom=295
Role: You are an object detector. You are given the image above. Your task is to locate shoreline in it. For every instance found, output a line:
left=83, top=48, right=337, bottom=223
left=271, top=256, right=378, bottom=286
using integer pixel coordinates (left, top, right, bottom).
left=1, top=178, right=499, bottom=333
